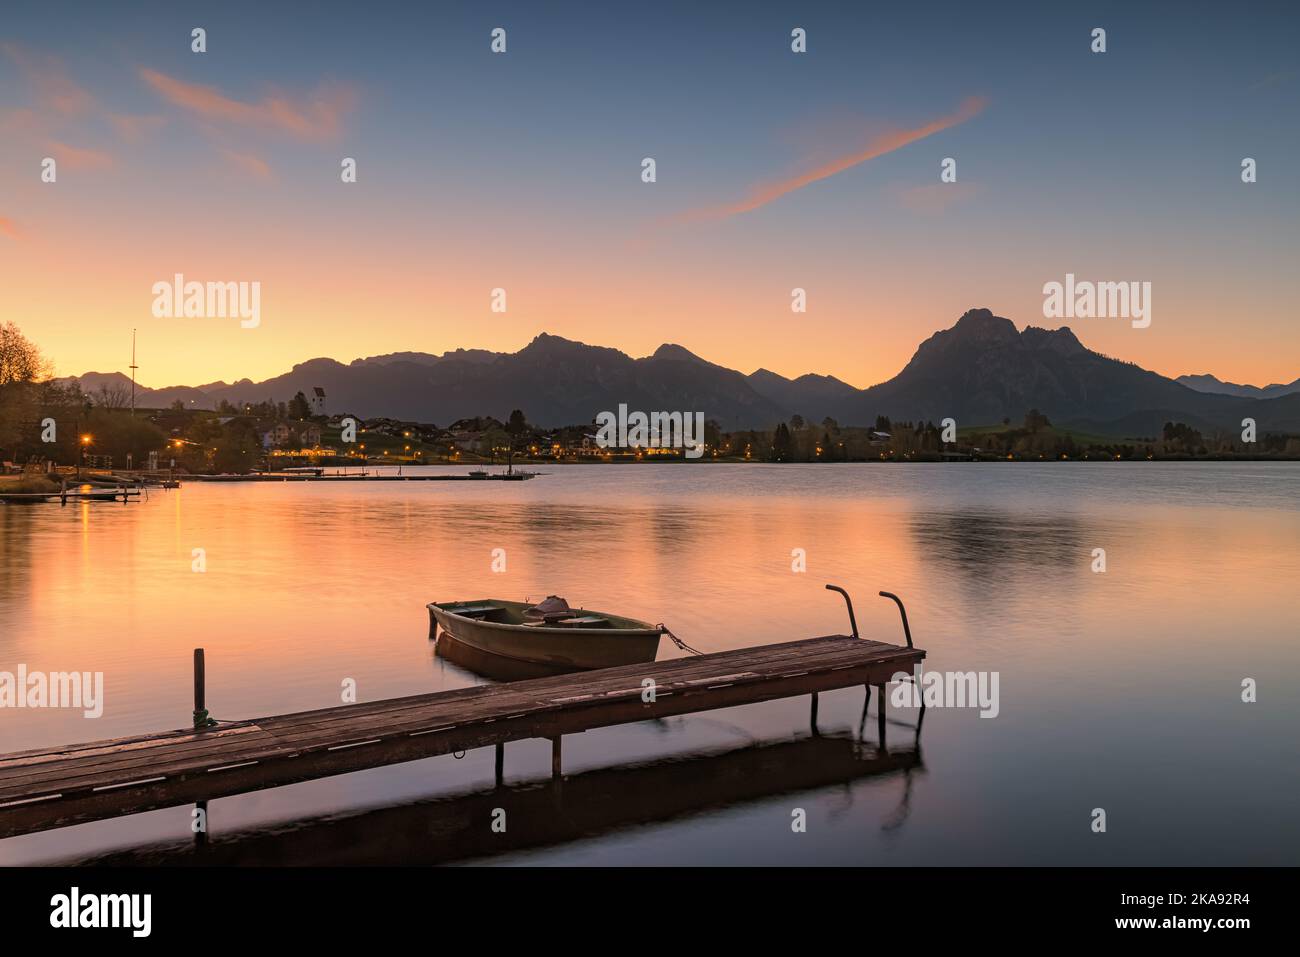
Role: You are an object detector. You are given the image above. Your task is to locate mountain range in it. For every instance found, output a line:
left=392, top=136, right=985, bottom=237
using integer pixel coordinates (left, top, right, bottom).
left=1174, top=373, right=1300, bottom=400
left=62, top=308, right=1300, bottom=436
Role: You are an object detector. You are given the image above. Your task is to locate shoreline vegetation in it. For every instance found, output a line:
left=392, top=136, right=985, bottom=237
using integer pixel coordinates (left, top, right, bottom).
left=3, top=323, right=1299, bottom=477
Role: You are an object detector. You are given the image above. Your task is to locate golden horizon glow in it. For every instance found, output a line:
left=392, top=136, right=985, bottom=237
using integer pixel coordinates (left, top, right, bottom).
left=2, top=24, right=1297, bottom=393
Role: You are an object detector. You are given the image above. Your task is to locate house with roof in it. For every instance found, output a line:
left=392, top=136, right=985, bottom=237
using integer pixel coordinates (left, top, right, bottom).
left=262, top=422, right=292, bottom=448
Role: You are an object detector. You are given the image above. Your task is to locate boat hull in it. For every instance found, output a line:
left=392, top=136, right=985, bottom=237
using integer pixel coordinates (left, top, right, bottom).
left=428, top=601, right=662, bottom=672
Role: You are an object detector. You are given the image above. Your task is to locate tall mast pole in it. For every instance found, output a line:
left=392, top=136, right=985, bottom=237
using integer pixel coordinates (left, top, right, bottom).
left=129, top=328, right=138, bottom=416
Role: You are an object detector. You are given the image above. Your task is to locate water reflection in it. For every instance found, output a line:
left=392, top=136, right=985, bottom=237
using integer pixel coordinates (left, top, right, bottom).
left=64, top=730, right=923, bottom=866
left=909, top=510, right=1086, bottom=578
left=434, top=629, right=585, bottom=681
left=3, top=463, right=1297, bottom=865
left=0, top=509, right=37, bottom=600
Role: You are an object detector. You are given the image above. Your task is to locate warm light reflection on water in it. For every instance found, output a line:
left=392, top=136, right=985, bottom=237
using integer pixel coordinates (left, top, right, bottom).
left=1, top=463, right=1297, bottom=864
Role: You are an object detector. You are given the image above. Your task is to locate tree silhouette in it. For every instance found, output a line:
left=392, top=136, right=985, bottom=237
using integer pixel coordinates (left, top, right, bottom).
left=288, top=391, right=311, bottom=419
left=771, top=422, right=793, bottom=462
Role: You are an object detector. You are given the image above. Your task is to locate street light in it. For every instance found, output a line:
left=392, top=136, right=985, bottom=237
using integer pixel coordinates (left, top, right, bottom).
left=79, top=434, right=92, bottom=478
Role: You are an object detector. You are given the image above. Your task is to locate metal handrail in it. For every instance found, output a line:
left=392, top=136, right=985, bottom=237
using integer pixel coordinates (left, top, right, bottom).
left=878, top=591, right=914, bottom=649
left=827, top=585, right=915, bottom=649
left=824, top=584, right=859, bottom=638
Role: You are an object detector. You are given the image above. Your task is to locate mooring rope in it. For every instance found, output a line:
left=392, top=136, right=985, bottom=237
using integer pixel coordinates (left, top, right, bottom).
left=658, top=623, right=704, bottom=656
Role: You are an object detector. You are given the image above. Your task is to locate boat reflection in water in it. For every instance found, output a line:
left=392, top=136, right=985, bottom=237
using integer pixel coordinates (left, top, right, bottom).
left=434, top=629, right=560, bottom=681
left=68, top=728, right=924, bottom=866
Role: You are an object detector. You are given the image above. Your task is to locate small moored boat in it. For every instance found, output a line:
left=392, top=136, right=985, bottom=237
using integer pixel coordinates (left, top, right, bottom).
left=428, top=596, right=664, bottom=673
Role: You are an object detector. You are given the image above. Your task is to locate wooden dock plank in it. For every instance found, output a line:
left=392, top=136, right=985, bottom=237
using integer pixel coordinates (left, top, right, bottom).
left=0, top=634, right=923, bottom=838
left=0, top=727, right=293, bottom=799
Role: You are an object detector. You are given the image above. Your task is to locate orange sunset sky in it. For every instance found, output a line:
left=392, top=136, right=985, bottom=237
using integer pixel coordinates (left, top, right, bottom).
left=2, top=4, right=1297, bottom=390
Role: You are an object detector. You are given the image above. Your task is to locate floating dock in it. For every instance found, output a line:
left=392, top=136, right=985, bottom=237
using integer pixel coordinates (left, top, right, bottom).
left=0, top=627, right=924, bottom=840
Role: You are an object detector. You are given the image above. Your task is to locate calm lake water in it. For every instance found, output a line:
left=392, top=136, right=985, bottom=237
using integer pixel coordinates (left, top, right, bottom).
left=1, top=463, right=1297, bottom=865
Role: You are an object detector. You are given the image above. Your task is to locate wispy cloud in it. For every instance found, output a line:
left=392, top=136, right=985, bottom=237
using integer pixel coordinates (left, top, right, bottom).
left=0, top=107, right=42, bottom=136
left=1248, top=69, right=1293, bottom=92
left=1, top=43, right=94, bottom=116
left=674, top=96, right=988, bottom=223
left=2, top=46, right=113, bottom=170
left=44, top=140, right=113, bottom=170
left=896, top=181, right=983, bottom=215
left=108, top=112, right=167, bottom=142
left=221, top=149, right=274, bottom=180
left=139, top=68, right=356, bottom=140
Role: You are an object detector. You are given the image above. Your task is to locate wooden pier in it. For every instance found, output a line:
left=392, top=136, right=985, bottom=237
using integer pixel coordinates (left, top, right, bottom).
left=0, top=618, right=924, bottom=840
left=184, top=471, right=537, bottom=482
left=75, top=732, right=923, bottom=865
left=0, top=487, right=142, bottom=504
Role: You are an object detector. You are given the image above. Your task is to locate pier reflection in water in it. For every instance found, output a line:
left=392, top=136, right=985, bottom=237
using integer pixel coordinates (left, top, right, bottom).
left=68, top=726, right=924, bottom=866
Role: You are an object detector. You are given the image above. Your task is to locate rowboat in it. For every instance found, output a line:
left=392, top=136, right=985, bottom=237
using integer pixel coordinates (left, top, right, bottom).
left=427, top=596, right=664, bottom=673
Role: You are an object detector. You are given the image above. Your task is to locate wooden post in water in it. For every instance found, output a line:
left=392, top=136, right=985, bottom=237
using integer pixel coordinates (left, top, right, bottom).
left=193, top=650, right=212, bottom=845
left=877, top=683, right=887, bottom=748
left=550, top=737, right=562, bottom=779
left=193, top=649, right=208, bottom=730
left=495, top=742, right=504, bottom=786
left=810, top=691, right=819, bottom=734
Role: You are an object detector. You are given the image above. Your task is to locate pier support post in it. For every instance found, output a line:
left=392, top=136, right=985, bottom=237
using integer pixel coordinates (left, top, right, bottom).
left=194, top=799, right=208, bottom=848
left=809, top=692, right=819, bottom=734
left=495, top=742, right=504, bottom=786
left=859, top=684, right=871, bottom=737
left=877, top=684, right=887, bottom=748
left=551, top=736, right=562, bottom=779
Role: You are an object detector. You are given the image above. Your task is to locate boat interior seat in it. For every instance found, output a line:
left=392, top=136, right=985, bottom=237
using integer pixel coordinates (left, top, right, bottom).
left=527, top=610, right=578, bottom=623
left=450, top=604, right=499, bottom=618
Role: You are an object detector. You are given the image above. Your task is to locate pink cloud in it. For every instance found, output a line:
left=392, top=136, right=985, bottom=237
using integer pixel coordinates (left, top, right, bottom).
left=108, top=112, right=167, bottom=142
left=0, top=217, right=19, bottom=240
left=0, top=108, right=42, bottom=136
left=139, top=67, right=356, bottom=140
left=675, top=96, right=989, bottom=223
left=221, top=149, right=274, bottom=180
left=1, top=43, right=94, bottom=116
left=44, top=140, right=114, bottom=170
